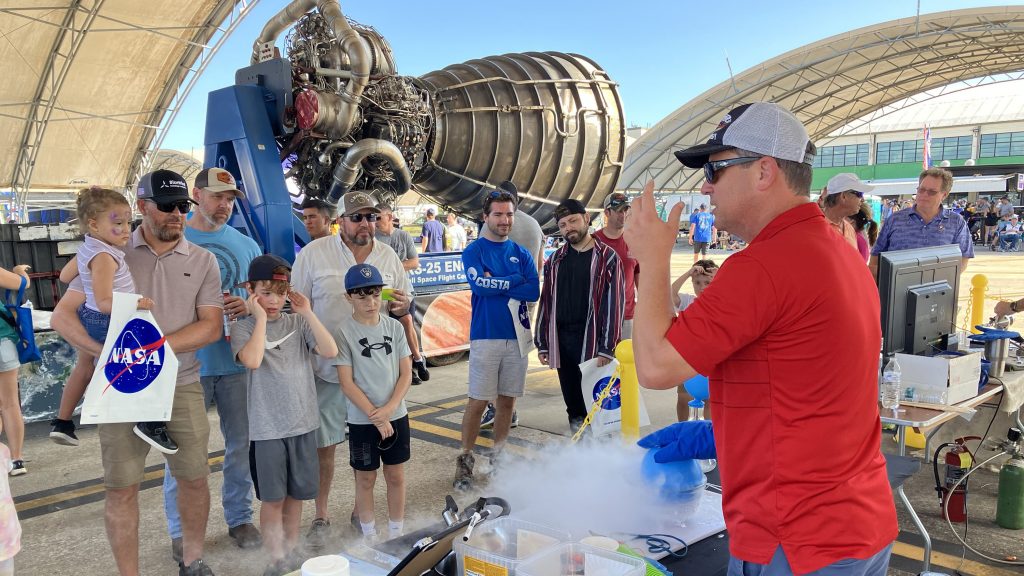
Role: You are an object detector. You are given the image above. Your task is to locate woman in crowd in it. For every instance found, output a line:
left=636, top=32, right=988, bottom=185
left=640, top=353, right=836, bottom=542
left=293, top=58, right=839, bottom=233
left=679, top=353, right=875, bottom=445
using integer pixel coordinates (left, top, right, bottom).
left=0, top=263, right=31, bottom=476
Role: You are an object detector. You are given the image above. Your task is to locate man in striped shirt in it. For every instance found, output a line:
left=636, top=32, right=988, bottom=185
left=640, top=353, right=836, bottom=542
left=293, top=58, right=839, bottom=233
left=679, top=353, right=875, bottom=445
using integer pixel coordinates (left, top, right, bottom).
left=535, top=199, right=624, bottom=435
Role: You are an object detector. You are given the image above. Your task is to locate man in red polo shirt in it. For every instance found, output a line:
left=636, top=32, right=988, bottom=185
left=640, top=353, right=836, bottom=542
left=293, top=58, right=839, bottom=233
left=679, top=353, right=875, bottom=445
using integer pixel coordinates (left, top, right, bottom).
left=626, top=102, right=897, bottom=575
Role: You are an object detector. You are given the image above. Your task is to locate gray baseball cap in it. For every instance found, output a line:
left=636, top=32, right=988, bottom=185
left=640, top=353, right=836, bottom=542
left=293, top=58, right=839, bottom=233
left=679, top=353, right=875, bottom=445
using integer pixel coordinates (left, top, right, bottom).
left=824, top=173, right=874, bottom=196
left=674, top=102, right=815, bottom=168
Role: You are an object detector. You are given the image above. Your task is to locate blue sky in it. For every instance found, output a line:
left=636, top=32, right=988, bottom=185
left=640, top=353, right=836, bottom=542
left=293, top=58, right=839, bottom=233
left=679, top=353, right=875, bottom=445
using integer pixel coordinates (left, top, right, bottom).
left=162, top=0, right=1002, bottom=153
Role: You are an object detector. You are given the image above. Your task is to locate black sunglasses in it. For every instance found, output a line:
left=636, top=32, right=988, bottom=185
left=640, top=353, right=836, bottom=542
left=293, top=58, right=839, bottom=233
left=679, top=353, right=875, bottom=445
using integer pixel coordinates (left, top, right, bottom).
left=145, top=199, right=193, bottom=214
left=348, top=287, right=382, bottom=298
left=846, top=190, right=864, bottom=198
left=343, top=213, right=379, bottom=223
left=703, top=156, right=762, bottom=183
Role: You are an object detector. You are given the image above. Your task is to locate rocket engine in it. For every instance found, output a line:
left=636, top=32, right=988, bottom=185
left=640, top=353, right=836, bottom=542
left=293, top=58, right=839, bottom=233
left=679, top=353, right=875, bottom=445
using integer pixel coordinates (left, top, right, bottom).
left=246, top=0, right=625, bottom=232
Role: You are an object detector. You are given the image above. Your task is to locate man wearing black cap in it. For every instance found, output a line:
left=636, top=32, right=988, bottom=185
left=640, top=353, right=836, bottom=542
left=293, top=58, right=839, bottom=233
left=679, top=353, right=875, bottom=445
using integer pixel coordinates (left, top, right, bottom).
left=52, top=169, right=224, bottom=575
left=535, top=199, right=624, bottom=435
left=594, top=192, right=638, bottom=339
left=291, top=190, right=412, bottom=549
left=627, top=102, right=896, bottom=575
left=300, top=197, right=335, bottom=241
left=162, top=167, right=263, bottom=561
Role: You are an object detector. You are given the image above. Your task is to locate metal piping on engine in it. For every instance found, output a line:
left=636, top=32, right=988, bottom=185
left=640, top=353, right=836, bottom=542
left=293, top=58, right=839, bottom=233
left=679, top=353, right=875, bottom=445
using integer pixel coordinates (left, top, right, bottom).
left=326, top=139, right=412, bottom=204
left=252, top=0, right=370, bottom=139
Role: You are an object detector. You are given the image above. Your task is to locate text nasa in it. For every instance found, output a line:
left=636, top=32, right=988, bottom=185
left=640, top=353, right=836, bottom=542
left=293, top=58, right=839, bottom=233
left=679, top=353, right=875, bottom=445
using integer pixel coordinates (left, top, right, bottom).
left=109, top=347, right=162, bottom=365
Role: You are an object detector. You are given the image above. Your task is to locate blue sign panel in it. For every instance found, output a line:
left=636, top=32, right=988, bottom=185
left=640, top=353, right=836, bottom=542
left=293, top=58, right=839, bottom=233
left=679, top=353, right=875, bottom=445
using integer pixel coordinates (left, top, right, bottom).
left=409, top=252, right=467, bottom=288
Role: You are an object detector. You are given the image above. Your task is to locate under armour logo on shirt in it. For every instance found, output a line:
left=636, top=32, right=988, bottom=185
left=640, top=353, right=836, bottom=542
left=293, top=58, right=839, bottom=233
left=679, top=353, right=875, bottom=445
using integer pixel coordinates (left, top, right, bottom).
left=359, top=336, right=393, bottom=358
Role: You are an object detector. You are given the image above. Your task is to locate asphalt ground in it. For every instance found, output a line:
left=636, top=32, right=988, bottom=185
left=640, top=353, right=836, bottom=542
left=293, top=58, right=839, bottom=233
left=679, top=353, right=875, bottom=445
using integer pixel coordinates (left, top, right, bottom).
left=7, top=244, right=1024, bottom=576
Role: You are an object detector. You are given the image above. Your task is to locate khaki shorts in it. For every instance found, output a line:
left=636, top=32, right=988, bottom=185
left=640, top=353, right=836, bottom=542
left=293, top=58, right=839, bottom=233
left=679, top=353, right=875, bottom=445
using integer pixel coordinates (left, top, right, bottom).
left=99, top=382, right=210, bottom=488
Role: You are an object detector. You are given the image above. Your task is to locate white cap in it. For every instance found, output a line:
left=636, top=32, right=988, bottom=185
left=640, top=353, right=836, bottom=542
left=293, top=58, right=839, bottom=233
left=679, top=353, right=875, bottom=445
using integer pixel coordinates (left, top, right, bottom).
left=824, top=173, right=874, bottom=196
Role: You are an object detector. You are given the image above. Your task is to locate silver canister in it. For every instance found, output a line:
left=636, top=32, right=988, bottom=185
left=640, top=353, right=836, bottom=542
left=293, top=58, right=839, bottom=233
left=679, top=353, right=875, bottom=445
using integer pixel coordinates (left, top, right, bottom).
left=985, top=338, right=1010, bottom=377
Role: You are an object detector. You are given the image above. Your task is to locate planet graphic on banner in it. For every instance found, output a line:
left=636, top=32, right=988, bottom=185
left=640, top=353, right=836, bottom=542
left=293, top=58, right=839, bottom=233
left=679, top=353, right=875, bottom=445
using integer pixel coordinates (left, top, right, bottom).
left=103, top=317, right=167, bottom=394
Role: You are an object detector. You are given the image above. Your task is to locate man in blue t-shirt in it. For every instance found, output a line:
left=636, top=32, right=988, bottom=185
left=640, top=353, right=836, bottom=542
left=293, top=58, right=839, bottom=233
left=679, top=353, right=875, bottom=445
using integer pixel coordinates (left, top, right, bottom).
left=454, top=189, right=539, bottom=489
left=163, top=168, right=263, bottom=561
left=420, top=208, right=446, bottom=253
left=688, top=203, right=717, bottom=262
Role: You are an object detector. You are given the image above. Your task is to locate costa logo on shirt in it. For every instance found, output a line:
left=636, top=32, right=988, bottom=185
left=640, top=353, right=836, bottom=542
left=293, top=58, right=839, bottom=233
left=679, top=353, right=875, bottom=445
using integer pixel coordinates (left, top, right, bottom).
left=103, top=318, right=167, bottom=394
left=592, top=375, right=621, bottom=410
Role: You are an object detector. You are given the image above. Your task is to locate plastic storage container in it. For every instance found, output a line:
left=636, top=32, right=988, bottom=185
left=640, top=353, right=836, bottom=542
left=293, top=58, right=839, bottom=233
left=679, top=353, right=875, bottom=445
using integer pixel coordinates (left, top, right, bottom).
left=518, top=543, right=646, bottom=576
left=454, top=517, right=570, bottom=576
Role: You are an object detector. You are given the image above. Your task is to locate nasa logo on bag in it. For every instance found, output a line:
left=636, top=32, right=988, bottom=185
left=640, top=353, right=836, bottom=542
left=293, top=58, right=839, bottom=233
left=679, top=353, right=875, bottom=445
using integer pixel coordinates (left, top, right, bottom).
left=592, top=375, right=621, bottom=410
left=103, top=317, right=167, bottom=394
left=517, top=301, right=530, bottom=330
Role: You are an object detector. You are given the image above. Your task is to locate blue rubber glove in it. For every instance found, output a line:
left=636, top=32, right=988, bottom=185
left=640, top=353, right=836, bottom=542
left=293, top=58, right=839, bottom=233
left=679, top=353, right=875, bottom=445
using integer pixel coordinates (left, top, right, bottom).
left=637, top=420, right=716, bottom=462
left=970, top=325, right=1020, bottom=341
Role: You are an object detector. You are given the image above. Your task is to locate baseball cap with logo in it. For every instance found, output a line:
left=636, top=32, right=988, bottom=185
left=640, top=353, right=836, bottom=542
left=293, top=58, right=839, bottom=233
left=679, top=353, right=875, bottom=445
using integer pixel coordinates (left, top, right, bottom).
left=554, top=199, right=588, bottom=223
left=194, top=167, right=243, bottom=198
left=603, top=192, right=630, bottom=211
left=345, top=263, right=386, bottom=292
left=341, top=191, right=381, bottom=216
left=136, top=169, right=195, bottom=204
left=246, top=254, right=291, bottom=284
left=824, top=173, right=874, bottom=197
left=673, top=102, right=816, bottom=169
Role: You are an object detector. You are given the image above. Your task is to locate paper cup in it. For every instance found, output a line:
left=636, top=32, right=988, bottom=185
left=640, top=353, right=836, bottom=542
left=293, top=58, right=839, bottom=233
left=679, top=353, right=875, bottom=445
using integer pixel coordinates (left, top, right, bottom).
left=301, top=555, right=350, bottom=576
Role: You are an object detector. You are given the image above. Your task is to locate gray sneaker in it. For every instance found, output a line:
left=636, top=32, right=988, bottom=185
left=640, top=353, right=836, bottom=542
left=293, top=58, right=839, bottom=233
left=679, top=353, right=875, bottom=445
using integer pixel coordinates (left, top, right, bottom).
left=453, top=452, right=475, bottom=490
left=179, top=559, right=214, bottom=576
left=306, top=518, right=331, bottom=550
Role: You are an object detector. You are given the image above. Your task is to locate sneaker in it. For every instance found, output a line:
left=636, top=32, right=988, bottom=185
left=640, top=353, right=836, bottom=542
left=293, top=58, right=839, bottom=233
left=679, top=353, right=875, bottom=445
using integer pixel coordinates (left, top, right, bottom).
left=227, top=522, right=261, bottom=548
left=453, top=452, right=475, bottom=490
left=179, top=559, right=215, bottom=576
left=171, top=537, right=183, bottom=564
left=510, top=410, right=519, bottom=429
left=134, top=422, right=178, bottom=455
left=49, top=418, right=79, bottom=446
left=479, top=404, right=496, bottom=430
left=569, top=417, right=586, bottom=437
left=8, top=460, right=26, bottom=476
left=306, top=518, right=331, bottom=550
left=412, top=372, right=422, bottom=386
left=261, top=559, right=290, bottom=576
left=413, top=358, right=430, bottom=382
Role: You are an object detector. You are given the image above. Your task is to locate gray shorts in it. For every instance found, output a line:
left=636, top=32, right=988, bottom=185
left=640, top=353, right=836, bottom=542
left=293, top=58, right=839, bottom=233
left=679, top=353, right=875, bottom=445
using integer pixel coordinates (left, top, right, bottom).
left=621, top=319, right=633, bottom=340
left=0, top=339, right=19, bottom=372
left=468, top=339, right=528, bottom=400
left=249, top=430, right=319, bottom=502
left=315, top=375, right=348, bottom=448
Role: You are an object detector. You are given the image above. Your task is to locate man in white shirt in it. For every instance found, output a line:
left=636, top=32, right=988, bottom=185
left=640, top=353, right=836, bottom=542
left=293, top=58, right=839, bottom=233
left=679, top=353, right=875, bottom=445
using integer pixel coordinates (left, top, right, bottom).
left=446, top=212, right=468, bottom=251
left=291, top=191, right=411, bottom=549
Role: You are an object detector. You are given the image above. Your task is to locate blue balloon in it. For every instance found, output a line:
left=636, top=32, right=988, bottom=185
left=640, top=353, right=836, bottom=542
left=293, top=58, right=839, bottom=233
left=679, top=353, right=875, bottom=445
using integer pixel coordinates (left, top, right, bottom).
left=641, top=448, right=706, bottom=502
left=683, top=374, right=709, bottom=402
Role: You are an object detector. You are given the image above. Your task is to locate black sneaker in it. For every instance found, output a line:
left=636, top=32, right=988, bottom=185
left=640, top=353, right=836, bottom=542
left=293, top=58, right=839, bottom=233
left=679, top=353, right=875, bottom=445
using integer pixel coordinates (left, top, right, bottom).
left=413, top=358, right=430, bottom=382
left=305, top=518, right=331, bottom=550
left=49, top=418, right=79, bottom=446
left=179, top=559, right=214, bottom=576
left=8, top=460, right=26, bottom=476
left=134, top=422, right=178, bottom=455
left=510, top=410, right=520, bottom=429
left=412, top=372, right=422, bottom=386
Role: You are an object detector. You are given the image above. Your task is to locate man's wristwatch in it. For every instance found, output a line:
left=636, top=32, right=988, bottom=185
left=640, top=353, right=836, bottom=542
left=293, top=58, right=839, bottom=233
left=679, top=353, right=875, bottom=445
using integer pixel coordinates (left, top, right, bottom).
left=1011, top=300, right=1020, bottom=313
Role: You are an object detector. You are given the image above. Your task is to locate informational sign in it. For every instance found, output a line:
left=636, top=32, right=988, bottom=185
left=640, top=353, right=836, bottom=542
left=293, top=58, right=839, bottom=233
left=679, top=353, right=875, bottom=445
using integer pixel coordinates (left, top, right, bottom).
left=409, top=252, right=467, bottom=288
left=257, top=41, right=275, bottom=62
left=1018, top=174, right=1024, bottom=191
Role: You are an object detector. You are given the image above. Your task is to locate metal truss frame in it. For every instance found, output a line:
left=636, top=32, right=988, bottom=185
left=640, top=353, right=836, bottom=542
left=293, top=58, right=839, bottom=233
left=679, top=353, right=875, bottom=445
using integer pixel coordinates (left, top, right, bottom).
left=620, top=8, right=1024, bottom=193
left=3, top=0, right=259, bottom=212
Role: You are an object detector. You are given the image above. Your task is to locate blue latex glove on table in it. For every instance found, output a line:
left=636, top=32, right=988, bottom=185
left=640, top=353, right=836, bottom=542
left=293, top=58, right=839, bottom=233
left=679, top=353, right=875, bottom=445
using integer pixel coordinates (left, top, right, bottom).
left=970, top=325, right=1021, bottom=341
left=637, top=420, right=716, bottom=462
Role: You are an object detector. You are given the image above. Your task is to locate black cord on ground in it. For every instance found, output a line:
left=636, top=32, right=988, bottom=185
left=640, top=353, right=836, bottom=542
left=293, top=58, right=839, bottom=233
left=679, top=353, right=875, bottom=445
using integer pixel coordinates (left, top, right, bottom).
left=635, top=533, right=689, bottom=559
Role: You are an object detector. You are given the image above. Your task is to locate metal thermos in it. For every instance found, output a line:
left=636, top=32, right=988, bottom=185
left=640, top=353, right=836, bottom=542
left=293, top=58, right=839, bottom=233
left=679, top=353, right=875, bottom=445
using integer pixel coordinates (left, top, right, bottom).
left=984, top=338, right=1009, bottom=377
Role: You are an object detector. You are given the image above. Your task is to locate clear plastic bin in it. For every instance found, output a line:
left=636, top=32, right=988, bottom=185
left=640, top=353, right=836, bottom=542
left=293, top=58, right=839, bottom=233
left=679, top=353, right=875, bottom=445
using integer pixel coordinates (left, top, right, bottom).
left=454, top=517, right=570, bottom=576
left=518, top=543, right=646, bottom=576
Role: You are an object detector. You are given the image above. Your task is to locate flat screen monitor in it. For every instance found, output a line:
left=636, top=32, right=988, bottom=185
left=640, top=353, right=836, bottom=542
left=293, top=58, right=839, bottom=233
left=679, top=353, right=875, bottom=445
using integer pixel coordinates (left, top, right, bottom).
left=878, top=245, right=961, bottom=356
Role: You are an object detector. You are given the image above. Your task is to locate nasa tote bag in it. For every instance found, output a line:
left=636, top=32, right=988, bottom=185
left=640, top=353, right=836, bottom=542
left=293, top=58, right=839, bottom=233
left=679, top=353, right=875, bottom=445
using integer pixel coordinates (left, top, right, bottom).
left=80, top=292, right=179, bottom=424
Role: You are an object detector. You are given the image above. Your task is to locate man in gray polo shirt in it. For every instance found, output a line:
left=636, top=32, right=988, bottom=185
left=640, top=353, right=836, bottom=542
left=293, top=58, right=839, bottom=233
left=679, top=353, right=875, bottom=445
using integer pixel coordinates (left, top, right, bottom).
left=52, top=169, right=223, bottom=576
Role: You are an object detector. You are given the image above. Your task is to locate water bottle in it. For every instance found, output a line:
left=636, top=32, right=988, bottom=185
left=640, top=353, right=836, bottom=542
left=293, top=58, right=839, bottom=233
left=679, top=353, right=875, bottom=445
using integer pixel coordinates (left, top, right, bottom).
left=222, top=291, right=232, bottom=341
left=881, top=357, right=902, bottom=411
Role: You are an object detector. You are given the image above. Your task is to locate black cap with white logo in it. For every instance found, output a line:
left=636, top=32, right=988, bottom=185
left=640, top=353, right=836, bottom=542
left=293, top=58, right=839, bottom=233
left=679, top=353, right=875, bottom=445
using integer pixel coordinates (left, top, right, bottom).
left=137, top=169, right=194, bottom=204
left=673, top=102, right=816, bottom=169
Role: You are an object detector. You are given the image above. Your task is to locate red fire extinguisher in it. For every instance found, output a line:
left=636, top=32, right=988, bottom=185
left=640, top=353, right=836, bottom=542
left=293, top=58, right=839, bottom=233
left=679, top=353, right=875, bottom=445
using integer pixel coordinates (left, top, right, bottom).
left=933, top=436, right=980, bottom=523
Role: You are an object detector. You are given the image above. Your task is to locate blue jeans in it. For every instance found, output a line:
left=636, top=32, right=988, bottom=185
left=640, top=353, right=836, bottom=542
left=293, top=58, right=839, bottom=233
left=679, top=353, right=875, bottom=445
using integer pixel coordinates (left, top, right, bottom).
left=163, top=373, right=252, bottom=537
left=727, top=542, right=893, bottom=576
left=1000, top=233, right=1020, bottom=251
